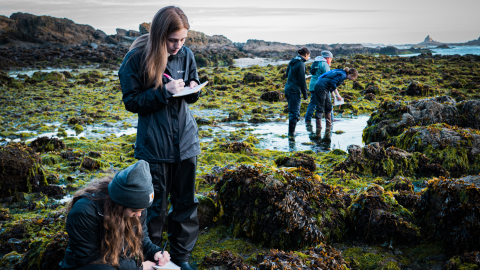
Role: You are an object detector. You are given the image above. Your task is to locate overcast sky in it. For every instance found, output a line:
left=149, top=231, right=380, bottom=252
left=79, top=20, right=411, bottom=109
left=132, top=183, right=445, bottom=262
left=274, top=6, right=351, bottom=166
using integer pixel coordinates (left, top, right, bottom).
left=1, top=0, right=479, bottom=45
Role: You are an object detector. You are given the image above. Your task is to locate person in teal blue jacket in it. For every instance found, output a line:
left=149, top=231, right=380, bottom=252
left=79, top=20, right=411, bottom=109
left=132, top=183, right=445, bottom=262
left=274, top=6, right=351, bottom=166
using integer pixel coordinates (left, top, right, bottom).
left=305, top=51, right=333, bottom=126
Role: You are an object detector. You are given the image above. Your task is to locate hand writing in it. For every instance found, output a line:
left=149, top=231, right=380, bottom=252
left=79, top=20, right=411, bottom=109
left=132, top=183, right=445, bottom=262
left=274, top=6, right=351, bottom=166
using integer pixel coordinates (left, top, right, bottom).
left=166, top=79, right=185, bottom=94
left=190, top=81, right=198, bottom=89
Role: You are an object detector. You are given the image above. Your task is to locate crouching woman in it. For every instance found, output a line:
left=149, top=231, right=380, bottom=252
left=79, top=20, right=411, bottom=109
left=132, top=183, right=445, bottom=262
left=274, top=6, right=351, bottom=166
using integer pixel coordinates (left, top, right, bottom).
left=59, top=160, right=170, bottom=270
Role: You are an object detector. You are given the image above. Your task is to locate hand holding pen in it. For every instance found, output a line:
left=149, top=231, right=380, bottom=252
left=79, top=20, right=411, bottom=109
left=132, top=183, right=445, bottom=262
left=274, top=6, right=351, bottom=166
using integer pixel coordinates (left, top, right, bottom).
left=164, top=73, right=185, bottom=95
left=153, top=241, right=170, bottom=266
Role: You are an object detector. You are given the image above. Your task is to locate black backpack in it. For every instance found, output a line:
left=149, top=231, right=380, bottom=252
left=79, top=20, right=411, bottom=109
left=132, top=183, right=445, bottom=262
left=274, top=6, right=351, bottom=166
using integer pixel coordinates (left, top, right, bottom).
left=310, top=61, right=319, bottom=75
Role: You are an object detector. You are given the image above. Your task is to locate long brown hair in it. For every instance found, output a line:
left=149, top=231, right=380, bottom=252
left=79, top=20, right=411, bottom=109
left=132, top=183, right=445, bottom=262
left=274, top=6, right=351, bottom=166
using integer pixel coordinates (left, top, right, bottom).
left=129, top=6, right=190, bottom=89
left=67, top=176, right=144, bottom=268
left=344, top=67, right=359, bottom=79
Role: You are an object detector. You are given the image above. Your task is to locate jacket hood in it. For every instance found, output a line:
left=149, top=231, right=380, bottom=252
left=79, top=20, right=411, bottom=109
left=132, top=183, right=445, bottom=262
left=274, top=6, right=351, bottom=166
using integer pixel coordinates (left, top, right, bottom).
left=315, top=56, right=326, bottom=62
left=291, top=55, right=306, bottom=65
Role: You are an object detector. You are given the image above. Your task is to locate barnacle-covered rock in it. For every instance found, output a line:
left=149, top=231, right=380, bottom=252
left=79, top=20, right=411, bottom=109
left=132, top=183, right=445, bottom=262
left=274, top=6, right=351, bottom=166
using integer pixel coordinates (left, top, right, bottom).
left=333, top=143, right=448, bottom=178
left=275, top=152, right=316, bottom=172
left=258, top=244, right=348, bottom=270
left=0, top=143, right=47, bottom=198
left=29, top=137, right=66, bottom=153
left=415, top=177, right=480, bottom=255
left=362, top=96, right=459, bottom=144
left=347, top=184, right=421, bottom=244
left=215, top=165, right=350, bottom=249
left=200, top=250, right=251, bottom=270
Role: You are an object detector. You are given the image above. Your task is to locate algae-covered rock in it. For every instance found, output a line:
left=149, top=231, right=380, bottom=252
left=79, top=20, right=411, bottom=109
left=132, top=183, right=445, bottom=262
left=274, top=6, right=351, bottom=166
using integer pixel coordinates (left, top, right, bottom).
left=196, top=194, right=217, bottom=229
left=31, top=71, right=66, bottom=82
left=352, top=80, right=364, bottom=90
left=215, top=165, right=350, bottom=249
left=16, top=231, right=68, bottom=270
left=243, top=72, right=264, bottom=83
left=444, top=251, right=480, bottom=270
left=258, top=244, right=349, bottom=270
left=347, top=184, right=420, bottom=244
left=200, top=250, right=251, bottom=270
left=0, top=143, right=47, bottom=198
left=392, top=124, right=480, bottom=173
left=219, top=142, right=252, bottom=153
left=406, top=81, right=431, bottom=96
left=415, top=177, right=480, bottom=255
left=29, top=137, right=66, bottom=153
left=334, top=143, right=448, bottom=178
left=80, top=156, right=103, bottom=170
left=260, top=91, right=283, bottom=102
left=275, top=152, right=316, bottom=172
left=457, top=100, right=480, bottom=129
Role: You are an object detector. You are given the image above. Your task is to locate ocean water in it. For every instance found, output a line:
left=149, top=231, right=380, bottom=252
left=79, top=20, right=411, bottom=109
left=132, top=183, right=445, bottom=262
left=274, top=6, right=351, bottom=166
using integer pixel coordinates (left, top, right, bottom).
left=399, top=46, right=480, bottom=57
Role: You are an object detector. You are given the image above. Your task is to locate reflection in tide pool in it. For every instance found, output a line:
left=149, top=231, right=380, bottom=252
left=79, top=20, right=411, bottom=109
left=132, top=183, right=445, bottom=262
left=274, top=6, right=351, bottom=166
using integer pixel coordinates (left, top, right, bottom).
left=252, top=116, right=370, bottom=152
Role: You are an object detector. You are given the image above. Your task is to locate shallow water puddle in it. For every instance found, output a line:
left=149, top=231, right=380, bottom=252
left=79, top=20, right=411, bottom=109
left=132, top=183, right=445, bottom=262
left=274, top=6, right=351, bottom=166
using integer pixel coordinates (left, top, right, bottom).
left=251, top=116, right=369, bottom=152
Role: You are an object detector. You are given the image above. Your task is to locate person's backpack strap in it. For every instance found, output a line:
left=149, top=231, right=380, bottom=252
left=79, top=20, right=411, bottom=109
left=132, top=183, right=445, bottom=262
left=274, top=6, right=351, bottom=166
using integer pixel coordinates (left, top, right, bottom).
left=310, top=61, right=319, bottom=75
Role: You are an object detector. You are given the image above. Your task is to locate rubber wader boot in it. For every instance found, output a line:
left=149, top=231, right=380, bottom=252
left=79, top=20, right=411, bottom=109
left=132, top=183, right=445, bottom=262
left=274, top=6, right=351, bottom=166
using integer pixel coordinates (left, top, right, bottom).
left=288, top=120, right=297, bottom=138
left=325, top=112, right=332, bottom=128
left=305, top=120, right=312, bottom=127
left=315, top=113, right=323, bottom=130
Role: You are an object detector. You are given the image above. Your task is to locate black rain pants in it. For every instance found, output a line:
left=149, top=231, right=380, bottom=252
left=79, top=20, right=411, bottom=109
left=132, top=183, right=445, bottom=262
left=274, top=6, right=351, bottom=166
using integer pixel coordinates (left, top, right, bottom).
left=146, top=156, right=199, bottom=262
left=314, top=85, right=333, bottom=116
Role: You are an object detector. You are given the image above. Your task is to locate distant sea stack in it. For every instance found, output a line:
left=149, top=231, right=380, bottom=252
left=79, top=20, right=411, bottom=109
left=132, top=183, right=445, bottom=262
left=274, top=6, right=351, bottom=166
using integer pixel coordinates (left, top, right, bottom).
left=418, top=35, right=444, bottom=46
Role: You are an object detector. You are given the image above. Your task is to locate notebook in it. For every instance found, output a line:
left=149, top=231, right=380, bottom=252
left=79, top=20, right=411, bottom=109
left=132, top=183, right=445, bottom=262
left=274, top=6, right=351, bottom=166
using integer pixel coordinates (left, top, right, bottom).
left=334, top=98, right=345, bottom=106
left=152, top=261, right=181, bottom=270
left=305, top=75, right=312, bottom=79
left=172, top=81, right=208, bottom=97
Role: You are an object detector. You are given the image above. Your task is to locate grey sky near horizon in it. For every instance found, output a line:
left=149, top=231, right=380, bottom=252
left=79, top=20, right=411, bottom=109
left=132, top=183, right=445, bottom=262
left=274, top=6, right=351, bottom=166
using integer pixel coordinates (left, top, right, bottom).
left=1, top=0, right=479, bottom=45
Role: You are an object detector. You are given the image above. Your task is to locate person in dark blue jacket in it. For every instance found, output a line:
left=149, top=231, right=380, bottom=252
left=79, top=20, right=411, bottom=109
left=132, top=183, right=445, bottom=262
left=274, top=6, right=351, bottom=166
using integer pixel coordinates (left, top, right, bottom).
left=118, top=6, right=200, bottom=270
left=314, top=67, right=358, bottom=130
left=284, top=47, right=310, bottom=138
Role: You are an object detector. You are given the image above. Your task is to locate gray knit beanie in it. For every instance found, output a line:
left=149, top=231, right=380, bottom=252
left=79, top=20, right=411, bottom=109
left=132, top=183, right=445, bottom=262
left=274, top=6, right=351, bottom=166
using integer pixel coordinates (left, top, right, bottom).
left=108, top=160, right=154, bottom=209
left=321, top=51, right=333, bottom=58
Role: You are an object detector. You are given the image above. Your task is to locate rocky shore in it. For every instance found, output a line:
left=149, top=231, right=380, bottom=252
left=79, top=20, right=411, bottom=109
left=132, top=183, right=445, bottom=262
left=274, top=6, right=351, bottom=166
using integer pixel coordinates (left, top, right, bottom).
left=1, top=11, right=480, bottom=270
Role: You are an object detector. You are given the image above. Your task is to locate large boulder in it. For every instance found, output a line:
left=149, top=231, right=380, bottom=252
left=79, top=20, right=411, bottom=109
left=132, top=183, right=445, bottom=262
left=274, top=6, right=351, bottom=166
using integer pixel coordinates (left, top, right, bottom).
left=215, top=165, right=351, bottom=249
left=0, top=143, right=47, bottom=198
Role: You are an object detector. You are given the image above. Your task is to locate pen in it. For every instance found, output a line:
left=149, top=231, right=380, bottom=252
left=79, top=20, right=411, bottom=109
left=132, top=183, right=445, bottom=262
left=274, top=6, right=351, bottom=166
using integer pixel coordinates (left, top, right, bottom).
left=161, top=241, right=167, bottom=255
left=163, top=73, right=174, bottom=81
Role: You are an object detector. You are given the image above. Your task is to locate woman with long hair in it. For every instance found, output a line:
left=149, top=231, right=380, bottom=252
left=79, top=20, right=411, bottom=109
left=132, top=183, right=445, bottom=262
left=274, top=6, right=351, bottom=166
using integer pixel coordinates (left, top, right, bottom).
left=284, top=47, right=310, bottom=138
left=314, top=67, right=359, bottom=130
left=59, top=161, right=170, bottom=270
left=118, top=6, right=200, bottom=270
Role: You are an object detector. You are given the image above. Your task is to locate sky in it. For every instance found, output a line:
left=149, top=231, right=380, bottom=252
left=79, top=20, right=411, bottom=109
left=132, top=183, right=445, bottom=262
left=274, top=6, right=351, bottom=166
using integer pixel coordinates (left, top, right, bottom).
left=1, top=0, right=479, bottom=45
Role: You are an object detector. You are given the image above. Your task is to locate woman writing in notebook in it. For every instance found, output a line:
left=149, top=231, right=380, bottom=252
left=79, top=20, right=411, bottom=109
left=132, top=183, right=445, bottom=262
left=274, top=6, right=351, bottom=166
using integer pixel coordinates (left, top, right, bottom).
left=59, top=161, right=170, bottom=270
left=118, top=6, right=201, bottom=270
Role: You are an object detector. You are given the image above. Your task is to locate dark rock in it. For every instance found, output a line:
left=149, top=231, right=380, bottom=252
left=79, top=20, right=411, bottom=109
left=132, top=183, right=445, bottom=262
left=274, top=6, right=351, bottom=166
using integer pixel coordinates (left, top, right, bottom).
left=352, top=80, right=364, bottom=90
left=260, top=91, right=282, bottom=102
left=201, top=250, right=251, bottom=269
left=364, top=93, right=376, bottom=101
left=29, top=137, right=65, bottom=152
left=406, top=81, right=431, bottom=96
left=195, top=194, right=217, bottom=229
left=0, top=143, right=47, bottom=198
left=275, top=152, right=316, bottom=172
left=80, top=156, right=103, bottom=170
left=243, top=72, right=264, bottom=83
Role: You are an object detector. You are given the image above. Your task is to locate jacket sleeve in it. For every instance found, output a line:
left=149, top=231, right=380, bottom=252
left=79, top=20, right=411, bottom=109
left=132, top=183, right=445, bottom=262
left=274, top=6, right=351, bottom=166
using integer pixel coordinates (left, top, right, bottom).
left=141, top=210, right=162, bottom=262
left=325, top=71, right=342, bottom=92
left=119, top=52, right=174, bottom=114
left=117, top=257, right=141, bottom=270
left=298, top=62, right=308, bottom=98
left=284, top=64, right=291, bottom=79
left=65, top=200, right=102, bottom=267
left=184, top=90, right=202, bottom=104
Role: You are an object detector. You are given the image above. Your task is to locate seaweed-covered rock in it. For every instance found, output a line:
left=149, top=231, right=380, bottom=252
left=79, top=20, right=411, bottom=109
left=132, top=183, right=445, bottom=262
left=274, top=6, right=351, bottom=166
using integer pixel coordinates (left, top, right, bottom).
left=196, top=194, right=217, bottom=229
left=243, top=72, right=264, bottom=83
left=347, top=184, right=420, bottom=244
left=457, top=100, right=480, bottom=129
left=200, top=250, right=251, bottom=270
left=31, top=71, right=66, bottom=82
left=415, top=177, right=480, bottom=255
left=0, top=143, right=47, bottom=198
left=406, top=82, right=430, bottom=96
left=392, top=124, right=480, bottom=173
left=363, top=96, right=459, bottom=144
left=219, top=142, right=252, bottom=153
left=258, top=244, right=348, bottom=270
left=275, top=152, right=316, bottom=172
left=260, top=91, right=282, bottom=102
left=352, top=80, right=364, bottom=90
left=16, top=232, right=68, bottom=270
left=215, top=165, right=350, bottom=249
left=444, top=251, right=480, bottom=270
left=80, top=156, right=103, bottom=170
left=29, top=137, right=66, bottom=153
left=334, top=143, right=448, bottom=178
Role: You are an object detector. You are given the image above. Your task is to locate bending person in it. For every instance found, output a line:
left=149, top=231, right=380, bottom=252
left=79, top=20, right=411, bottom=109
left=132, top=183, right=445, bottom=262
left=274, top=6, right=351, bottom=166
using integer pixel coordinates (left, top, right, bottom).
left=284, top=47, right=310, bottom=138
left=305, top=51, right=333, bottom=127
left=314, top=67, right=358, bottom=130
left=118, top=6, right=201, bottom=270
left=60, top=161, right=170, bottom=270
